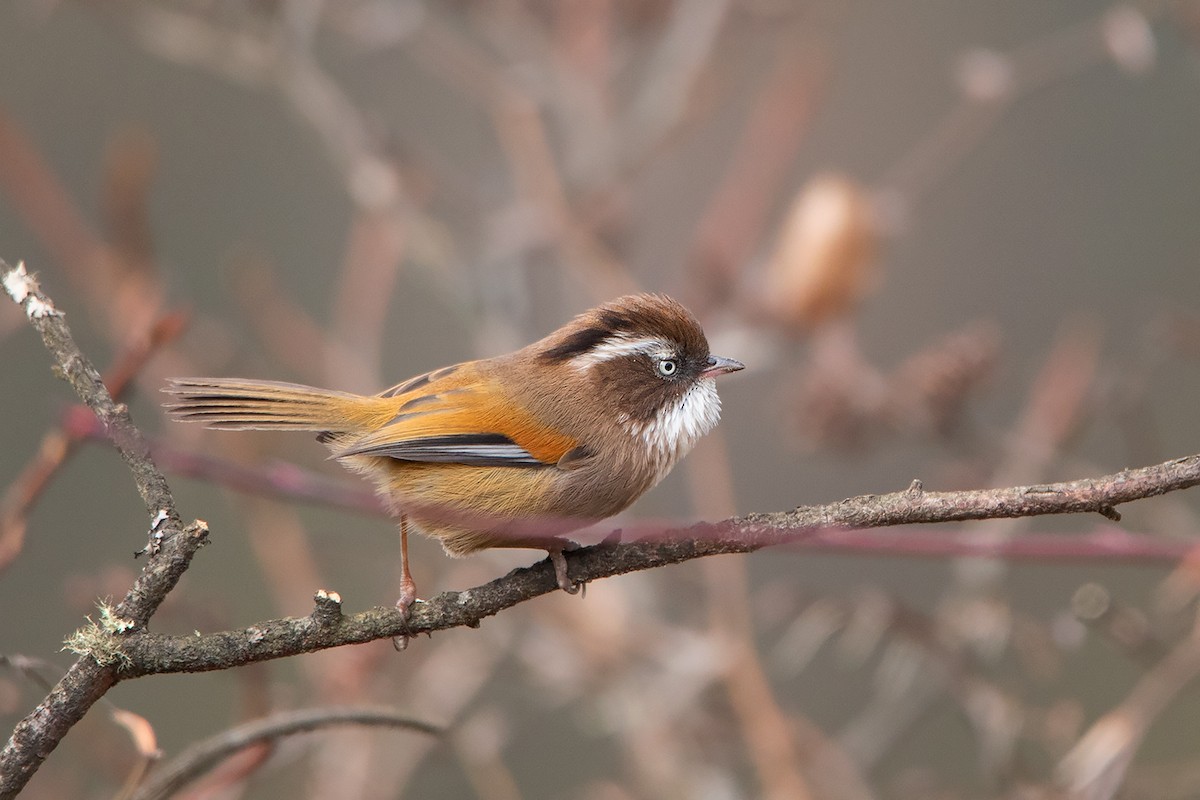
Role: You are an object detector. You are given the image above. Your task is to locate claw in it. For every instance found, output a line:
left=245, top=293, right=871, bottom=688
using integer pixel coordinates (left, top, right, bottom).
left=393, top=585, right=415, bottom=651
left=549, top=548, right=582, bottom=595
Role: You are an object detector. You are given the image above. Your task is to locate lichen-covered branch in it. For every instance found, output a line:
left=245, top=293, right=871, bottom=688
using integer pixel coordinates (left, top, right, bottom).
left=116, top=455, right=1200, bottom=676
left=0, top=259, right=208, bottom=798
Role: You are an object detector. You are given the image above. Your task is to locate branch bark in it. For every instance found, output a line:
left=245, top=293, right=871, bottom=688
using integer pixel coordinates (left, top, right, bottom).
left=0, top=260, right=207, bottom=798
left=116, top=457, right=1200, bottom=677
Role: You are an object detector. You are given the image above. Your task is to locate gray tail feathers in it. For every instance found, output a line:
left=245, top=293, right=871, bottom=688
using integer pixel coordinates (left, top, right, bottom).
left=163, top=378, right=366, bottom=432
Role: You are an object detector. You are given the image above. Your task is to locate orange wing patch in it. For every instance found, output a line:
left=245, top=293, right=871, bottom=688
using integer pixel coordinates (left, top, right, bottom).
left=344, top=366, right=578, bottom=466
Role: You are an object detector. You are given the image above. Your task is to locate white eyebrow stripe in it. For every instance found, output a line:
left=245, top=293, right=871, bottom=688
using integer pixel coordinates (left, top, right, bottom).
left=570, top=335, right=673, bottom=370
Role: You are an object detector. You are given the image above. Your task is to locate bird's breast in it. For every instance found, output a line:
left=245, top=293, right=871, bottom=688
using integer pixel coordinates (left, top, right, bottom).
left=619, top=378, right=722, bottom=482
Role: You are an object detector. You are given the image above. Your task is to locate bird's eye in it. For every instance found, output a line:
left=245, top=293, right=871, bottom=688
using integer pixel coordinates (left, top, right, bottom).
left=656, top=358, right=679, bottom=378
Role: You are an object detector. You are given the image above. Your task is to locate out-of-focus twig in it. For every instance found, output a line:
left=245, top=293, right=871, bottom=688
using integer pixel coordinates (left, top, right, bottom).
left=866, top=323, right=1101, bottom=777
left=879, top=6, right=1156, bottom=207
left=328, top=212, right=408, bottom=392
left=688, top=42, right=826, bottom=309
left=129, top=5, right=408, bottom=215
left=689, top=432, right=817, bottom=800
left=0, top=112, right=105, bottom=297
left=0, top=310, right=188, bottom=571
left=620, top=0, right=732, bottom=164
left=993, top=321, right=1101, bottom=489
left=0, top=113, right=165, bottom=340
left=1056, top=614, right=1200, bottom=800
left=3, top=654, right=163, bottom=800
left=168, top=665, right=272, bottom=800
left=74, top=412, right=386, bottom=514
left=785, top=526, right=1194, bottom=563
left=129, top=706, right=439, bottom=800
left=111, top=708, right=161, bottom=800
left=228, top=255, right=338, bottom=386
left=410, top=12, right=641, bottom=301
left=1072, top=582, right=1170, bottom=666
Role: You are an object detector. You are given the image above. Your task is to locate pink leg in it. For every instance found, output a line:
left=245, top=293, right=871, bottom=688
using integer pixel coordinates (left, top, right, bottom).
left=394, top=515, right=417, bottom=650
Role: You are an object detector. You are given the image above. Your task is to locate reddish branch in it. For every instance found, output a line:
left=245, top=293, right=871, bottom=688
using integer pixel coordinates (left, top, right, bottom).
left=112, top=457, right=1200, bottom=678
left=784, top=524, right=1195, bottom=562
left=68, top=412, right=1200, bottom=563
left=66, top=411, right=385, bottom=515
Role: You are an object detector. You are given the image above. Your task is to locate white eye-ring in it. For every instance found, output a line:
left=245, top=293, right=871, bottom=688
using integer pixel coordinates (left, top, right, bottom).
left=656, top=358, right=679, bottom=377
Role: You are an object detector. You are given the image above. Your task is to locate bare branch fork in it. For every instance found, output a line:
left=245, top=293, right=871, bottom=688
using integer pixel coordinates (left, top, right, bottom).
left=0, top=260, right=206, bottom=797
left=3, top=258, right=1199, bottom=796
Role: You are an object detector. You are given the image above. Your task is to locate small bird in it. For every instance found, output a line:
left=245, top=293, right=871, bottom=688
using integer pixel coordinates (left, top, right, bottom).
left=164, top=294, right=742, bottom=619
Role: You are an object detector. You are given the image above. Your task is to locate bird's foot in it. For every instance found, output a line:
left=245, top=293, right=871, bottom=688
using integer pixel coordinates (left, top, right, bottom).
left=549, top=547, right=585, bottom=596
left=392, top=577, right=418, bottom=651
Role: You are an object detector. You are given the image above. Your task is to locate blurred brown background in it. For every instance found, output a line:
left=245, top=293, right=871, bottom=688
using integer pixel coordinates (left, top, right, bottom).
left=3, top=2, right=1200, bottom=798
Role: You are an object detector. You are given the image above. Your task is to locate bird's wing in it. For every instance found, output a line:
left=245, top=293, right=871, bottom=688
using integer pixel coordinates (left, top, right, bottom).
left=336, top=364, right=579, bottom=468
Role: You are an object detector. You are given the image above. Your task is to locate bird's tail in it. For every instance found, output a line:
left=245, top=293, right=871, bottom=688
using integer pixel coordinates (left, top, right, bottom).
left=163, top=378, right=391, bottom=434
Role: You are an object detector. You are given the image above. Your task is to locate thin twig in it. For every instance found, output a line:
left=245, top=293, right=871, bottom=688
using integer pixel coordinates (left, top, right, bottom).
left=689, top=432, right=815, bottom=800
left=879, top=6, right=1155, bottom=203
left=67, top=390, right=386, bottom=513
left=130, top=706, right=440, bottom=800
left=1056, top=616, right=1200, bottom=799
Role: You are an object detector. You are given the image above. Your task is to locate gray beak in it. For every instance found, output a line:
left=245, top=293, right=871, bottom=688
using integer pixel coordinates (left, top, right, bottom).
left=701, top=355, right=745, bottom=378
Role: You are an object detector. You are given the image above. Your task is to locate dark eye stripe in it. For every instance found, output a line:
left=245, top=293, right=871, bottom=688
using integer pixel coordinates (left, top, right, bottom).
left=540, top=325, right=612, bottom=362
